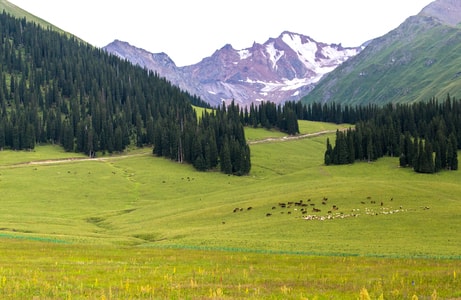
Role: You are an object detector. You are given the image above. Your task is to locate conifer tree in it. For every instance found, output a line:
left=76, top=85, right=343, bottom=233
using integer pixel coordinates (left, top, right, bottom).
left=434, top=141, right=442, bottom=172
left=220, top=138, right=232, bottom=174
left=447, top=133, right=458, bottom=170
left=324, top=138, right=333, bottom=165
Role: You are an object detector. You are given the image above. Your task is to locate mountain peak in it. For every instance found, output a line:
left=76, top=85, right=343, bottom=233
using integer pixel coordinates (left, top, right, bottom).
left=277, top=31, right=315, bottom=42
left=419, top=0, right=461, bottom=26
left=103, top=40, right=177, bottom=69
left=221, top=43, right=235, bottom=50
left=279, top=30, right=299, bottom=37
left=104, top=32, right=361, bottom=106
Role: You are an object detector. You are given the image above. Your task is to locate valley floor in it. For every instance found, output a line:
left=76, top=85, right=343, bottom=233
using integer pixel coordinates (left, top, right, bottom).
left=0, top=123, right=460, bottom=298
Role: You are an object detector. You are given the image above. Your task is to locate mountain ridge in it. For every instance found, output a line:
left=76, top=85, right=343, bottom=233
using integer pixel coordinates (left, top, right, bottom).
left=419, top=0, right=461, bottom=26
left=104, top=32, right=363, bottom=107
left=300, top=0, right=461, bottom=106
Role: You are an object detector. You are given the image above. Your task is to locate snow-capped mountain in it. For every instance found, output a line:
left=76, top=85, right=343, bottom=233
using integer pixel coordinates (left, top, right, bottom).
left=104, top=31, right=363, bottom=107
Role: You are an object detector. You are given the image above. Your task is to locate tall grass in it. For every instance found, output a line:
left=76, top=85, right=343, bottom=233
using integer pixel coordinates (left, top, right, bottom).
left=0, top=239, right=459, bottom=299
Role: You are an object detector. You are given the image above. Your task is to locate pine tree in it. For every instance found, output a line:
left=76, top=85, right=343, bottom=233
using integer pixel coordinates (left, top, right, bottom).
left=434, top=141, right=442, bottom=172
left=423, top=140, right=435, bottom=173
left=447, top=133, right=458, bottom=170
left=415, top=140, right=434, bottom=173
left=220, top=138, right=232, bottom=174
left=347, top=129, right=355, bottom=163
left=334, top=130, right=349, bottom=164
left=241, top=145, right=251, bottom=175
left=193, top=154, right=207, bottom=171
left=324, top=138, right=333, bottom=165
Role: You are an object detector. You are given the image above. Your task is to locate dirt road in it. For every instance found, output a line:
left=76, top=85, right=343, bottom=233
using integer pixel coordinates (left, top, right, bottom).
left=247, top=130, right=336, bottom=145
left=2, top=130, right=335, bottom=168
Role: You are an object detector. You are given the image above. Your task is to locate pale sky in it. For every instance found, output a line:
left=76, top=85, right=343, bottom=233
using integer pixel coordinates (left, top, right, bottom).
left=9, top=0, right=434, bottom=67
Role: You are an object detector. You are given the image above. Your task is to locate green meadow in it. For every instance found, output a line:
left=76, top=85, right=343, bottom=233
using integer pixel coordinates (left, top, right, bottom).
left=0, top=120, right=460, bottom=299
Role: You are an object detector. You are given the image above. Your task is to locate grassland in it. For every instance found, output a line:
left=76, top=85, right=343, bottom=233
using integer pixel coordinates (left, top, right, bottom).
left=0, top=120, right=460, bottom=298
left=0, top=0, right=70, bottom=35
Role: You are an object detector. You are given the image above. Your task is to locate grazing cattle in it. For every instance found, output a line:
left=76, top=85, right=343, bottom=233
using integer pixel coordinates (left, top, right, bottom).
left=247, top=207, right=252, bottom=211
left=266, top=213, right=272, bottom=217
left=272, top=206, right=276, bottom=210
left=312, top=208, right=321, bottom=212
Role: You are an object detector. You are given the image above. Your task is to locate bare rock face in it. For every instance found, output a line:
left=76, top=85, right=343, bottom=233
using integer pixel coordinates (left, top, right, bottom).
left=419, top=0, right=461, bottom=26
left=104, top=32, right=362, bottom=107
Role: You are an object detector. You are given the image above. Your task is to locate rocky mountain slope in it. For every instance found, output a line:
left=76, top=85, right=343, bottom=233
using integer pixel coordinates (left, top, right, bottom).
left=301, top=0, right=461, bottom=106
left=104, top=32, right=362, bottom=107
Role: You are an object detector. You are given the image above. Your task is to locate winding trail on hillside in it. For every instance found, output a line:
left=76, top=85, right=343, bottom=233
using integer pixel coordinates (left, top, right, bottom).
left=0, top=152, right=151, bottom=169
left=1, top=130, right=336, bottom=168
left=247, top=130, right=336, bottom=145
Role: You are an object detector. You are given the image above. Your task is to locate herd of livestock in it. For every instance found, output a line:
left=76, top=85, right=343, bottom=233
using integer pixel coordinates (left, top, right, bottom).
left=231, top=196, right=425, bottom=221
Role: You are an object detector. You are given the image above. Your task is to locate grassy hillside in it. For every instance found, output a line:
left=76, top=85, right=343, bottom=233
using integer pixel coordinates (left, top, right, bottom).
left=302, top=15, right=461, bottom=105
left=0, top=0, right=67, bottom=34
left=1, top=121, right=460, bottom=298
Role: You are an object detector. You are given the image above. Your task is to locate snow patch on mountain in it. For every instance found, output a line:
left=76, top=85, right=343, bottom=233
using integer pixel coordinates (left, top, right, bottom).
left=266, top=42, right=284, bottom=70
left=238, top=49, right=251, bottom=60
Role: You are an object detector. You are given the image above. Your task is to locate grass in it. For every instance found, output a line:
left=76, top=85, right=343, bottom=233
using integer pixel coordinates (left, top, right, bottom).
left=0, top=120, right=460, bottom=298
left=0, top=240, right=459, bottom=299
left=0, top=144, right=87, bottom=165
left=0, top=0, right=73, bottom=37
left=245, top=121, right=350, bottom=142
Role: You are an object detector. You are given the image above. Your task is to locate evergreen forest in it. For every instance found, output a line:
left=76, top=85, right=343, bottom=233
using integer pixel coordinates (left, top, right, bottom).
left=309, top=98, right=460, bottom=173
left=0, top=11, right=254, bottom=175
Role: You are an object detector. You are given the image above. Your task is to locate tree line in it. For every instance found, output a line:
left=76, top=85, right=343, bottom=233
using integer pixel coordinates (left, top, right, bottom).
left=152, top=101, right=251, bottom=175
left=0, top=11, right=255, bottom=175
left=321, top=96, right=460, bottom=173
left=239, top=101, right=299, bottom=135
